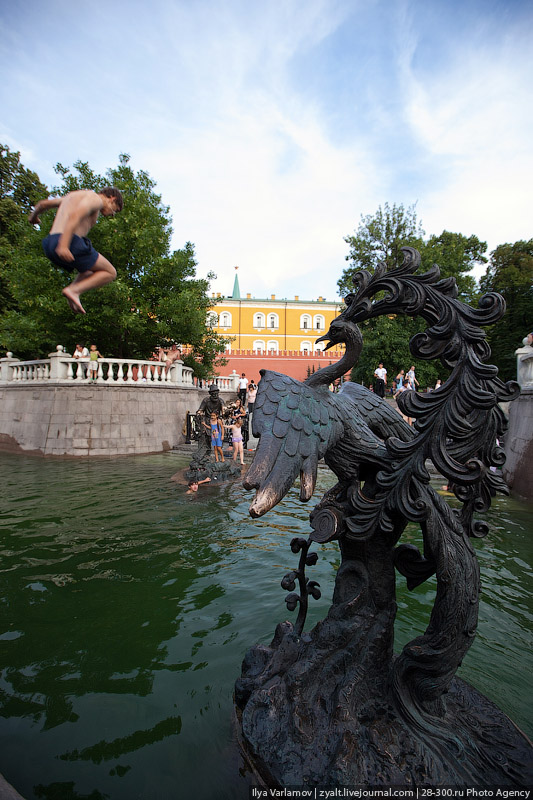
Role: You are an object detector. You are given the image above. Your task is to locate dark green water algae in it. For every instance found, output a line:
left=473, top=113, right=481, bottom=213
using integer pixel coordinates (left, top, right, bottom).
left=0, top=452, right=531, bottom=799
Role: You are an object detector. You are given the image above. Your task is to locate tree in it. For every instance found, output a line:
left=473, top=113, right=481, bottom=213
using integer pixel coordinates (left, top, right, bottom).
left=479, top=240, right=533, bottom=382
left=0, top=152, right=229, bottom=377
left=339, top=202, right=425, bottom=296
left=0, top=144, right=48, bottom=315
left=339, top=206, right=488, bottom=390
left=421, top=231, right=486, bottom=306
left=340, top=204, right=434, bottom=387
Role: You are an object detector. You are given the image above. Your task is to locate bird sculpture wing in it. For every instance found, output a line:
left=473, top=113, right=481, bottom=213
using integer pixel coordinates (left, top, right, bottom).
left=337, top=382, right=414, bottom=443
left=244, top=370, right=343, bottom=517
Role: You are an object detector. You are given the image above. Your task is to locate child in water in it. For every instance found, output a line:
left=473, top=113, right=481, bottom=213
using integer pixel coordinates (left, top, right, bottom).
left=186, top=477, right=211, bottom=494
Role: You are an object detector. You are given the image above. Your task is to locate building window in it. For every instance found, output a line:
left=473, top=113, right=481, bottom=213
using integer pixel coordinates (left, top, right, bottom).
left=314, top=341, right=325, bottom=352
left=225, top=343, right=232, bottom=353
left=301, top=340, right=312, bottom=354
left=269, top=313, right=279, bottom=329
left=253, top=340, right=265, bottom=353
left=220, top=312, right=232, bottom=328
left=267, top=340, right=279, bottom=353
left=300, top=314, right=311, bottom=330
left=207, top=311, right=218, bottom=327
left=314, top=314, right=325, bottom=331
left=254, top=313, right=265, bottom=328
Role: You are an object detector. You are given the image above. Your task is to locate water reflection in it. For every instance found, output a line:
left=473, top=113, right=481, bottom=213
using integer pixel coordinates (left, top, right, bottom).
left=0, top=453, right=531, bottom=799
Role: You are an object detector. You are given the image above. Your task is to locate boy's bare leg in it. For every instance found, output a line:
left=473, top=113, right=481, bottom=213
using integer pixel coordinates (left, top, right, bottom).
left=62, top=255, right=117, bottom=314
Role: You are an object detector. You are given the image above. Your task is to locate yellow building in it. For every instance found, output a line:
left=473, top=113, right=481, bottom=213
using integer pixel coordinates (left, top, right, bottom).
left=209, top=270, right=343, bottom=355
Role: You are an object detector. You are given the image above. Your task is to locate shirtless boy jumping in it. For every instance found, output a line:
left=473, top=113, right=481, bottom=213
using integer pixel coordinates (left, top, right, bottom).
left=29, top=187, right=123, bottom=314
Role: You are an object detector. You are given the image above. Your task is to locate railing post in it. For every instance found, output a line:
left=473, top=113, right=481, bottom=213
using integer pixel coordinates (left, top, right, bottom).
left=168, top=361, right=181, bottom=384
left=48, top=346, right=70, bottom=381
left=0, top=352, right=20, bottom=382
left=229, top=370, right=239, bottom=392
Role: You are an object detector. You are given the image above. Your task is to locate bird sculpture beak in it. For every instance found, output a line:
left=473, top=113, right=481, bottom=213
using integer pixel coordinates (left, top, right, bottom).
left=315, top=332, right=335, bottom=351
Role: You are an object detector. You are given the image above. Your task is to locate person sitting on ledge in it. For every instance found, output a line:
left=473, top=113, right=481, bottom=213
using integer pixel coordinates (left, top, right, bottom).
left=29, top=187, right=123, bottom=315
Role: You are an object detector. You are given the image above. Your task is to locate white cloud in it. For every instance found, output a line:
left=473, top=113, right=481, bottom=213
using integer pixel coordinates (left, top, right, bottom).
left=398, top=22, right=533, bottom=266
left=140, top=91, right=377, bottom=300
left=2, top=0, right=531, bottom=299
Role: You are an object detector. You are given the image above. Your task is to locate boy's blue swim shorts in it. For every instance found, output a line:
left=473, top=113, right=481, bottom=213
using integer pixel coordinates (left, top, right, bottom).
left=42, top=234, right=99, bottom=273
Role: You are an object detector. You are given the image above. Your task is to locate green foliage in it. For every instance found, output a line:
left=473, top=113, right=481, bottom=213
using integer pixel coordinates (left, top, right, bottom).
left=339, top=202, right=425, bottom=296
left=349, top=315, right=442, bottom=391
left=340, top=205, right=491, bottom=390
left=0, top=150, right=228, bottom=376
left=0, top=145, right=49, bottom=315
left=421, top=230, right=486, bottom=305
left=479, top=240, right=533, bottom=381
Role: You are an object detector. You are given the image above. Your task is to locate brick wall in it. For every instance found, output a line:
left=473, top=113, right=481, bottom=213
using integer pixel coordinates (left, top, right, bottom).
left=218, top=348, right=347, bottom=383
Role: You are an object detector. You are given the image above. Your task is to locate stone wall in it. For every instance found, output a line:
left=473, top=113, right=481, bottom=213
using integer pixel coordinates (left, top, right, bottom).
left=0, top=384, right=234, bottom=457
left=503, top=388, right=533, bottom=504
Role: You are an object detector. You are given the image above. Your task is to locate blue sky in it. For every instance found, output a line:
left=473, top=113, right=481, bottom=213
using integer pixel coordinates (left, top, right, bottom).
left=1, top=0, right=532, bottom=302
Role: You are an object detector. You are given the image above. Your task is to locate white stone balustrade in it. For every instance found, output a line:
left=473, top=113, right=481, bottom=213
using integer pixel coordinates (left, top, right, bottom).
left=212, top=370, right=240, bottom=392
left=0, top=350, right=196, bottom=387
left=0, top=348, right=239, bottom=390
left=10, top=360, right=52, bottom=382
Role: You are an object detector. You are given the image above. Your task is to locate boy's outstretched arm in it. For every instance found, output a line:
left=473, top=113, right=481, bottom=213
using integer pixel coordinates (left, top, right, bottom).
left=28, top=197, right=62, bottom=225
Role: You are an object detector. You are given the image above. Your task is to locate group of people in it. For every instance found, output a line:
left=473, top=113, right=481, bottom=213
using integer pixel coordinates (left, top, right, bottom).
left=237, top=373, right=257, bottom=413
left=73, top=342, right=102, bottom=380
left=195, top=378, right=258, bottom=470
left=393, top=366, right=420, bottom=396
left=371, top=362, right=445, bottom=426
left=372, top=363, right=429, bottom=399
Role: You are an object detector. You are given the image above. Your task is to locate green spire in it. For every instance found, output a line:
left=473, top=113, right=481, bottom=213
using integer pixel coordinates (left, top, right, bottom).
left=232, top=267, right=241, bottom=299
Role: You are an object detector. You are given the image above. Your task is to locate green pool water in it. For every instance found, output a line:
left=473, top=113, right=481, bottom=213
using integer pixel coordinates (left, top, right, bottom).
left=0, top=452, right=531, bottom=799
